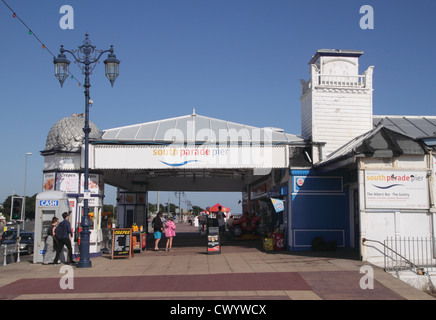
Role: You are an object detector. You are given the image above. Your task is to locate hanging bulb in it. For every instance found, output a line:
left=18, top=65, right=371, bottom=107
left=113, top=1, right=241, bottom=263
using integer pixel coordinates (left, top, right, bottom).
left=42, top=44, right=46, bottom=49
left=28, top=30, right=32, bottom=35
left=12, top=13, right=16, bottom=18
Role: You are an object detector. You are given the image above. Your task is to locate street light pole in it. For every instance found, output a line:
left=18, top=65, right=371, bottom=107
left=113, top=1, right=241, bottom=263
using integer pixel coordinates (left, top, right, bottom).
left=54, top=33, right=120, bottom=268
left=174, top=191, right=185, bottom=222
left=22, top=152, right=32, bottom=229
left=80, top=57, right=92, bottom=269
left=17, top=152, right=32, bottom=263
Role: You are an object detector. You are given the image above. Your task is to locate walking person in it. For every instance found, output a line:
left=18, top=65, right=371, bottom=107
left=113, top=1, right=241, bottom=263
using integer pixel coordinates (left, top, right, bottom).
left=152, top=211, right=164, bottom=251
left=42, top=217, right=59, bottom=265
left=165, top=216, right=176, bottom=251
left=53, top=212, right=76, bottom=265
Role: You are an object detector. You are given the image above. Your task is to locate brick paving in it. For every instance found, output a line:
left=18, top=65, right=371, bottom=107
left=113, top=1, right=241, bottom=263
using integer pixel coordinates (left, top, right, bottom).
left=0, top=222, right=433, bottom=301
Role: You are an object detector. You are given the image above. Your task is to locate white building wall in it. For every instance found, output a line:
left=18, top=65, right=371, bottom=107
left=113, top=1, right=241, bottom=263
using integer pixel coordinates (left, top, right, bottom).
left=300, top=91, right=312, bottom=139
left=311, top=91, right=373, bottom=156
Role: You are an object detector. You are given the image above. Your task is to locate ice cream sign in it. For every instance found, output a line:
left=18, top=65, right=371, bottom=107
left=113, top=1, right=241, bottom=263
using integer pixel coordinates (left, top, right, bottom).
left=364, top=170, right=429, bottom=209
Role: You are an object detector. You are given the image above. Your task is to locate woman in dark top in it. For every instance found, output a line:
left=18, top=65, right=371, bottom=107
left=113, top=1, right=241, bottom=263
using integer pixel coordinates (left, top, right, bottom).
left=152, top=211, right=164, bottom=251
left=42, top=217, right=59, bottom=265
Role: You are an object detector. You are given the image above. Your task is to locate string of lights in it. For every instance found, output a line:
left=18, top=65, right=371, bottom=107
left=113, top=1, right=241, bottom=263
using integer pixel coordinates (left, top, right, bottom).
left=1, top=0, right=82, bottom=86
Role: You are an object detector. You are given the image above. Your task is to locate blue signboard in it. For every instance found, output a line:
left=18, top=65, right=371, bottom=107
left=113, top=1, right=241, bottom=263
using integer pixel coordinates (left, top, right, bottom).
left=39, top=200, right=59, bottom=207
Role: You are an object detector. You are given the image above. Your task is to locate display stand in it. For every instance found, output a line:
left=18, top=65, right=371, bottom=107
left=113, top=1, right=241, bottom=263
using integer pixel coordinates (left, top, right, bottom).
left=111, top=228, right=134, bottom=259
left=132, top=231, right=146, bottom=252
left=207, top=217, right=221, bottom=254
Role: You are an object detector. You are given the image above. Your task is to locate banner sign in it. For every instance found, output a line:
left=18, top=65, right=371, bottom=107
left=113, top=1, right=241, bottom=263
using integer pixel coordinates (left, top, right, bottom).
left=56, top=172, right=79, bottom=193
left=364, top=170, right=429, bottom=209
left=271, top=198, right=284, bottom=213
left=80, top=173, right=103, bottom=195
left=91, top=145, right=288, bottom=169
left=39, top=200, right=59, bottom=207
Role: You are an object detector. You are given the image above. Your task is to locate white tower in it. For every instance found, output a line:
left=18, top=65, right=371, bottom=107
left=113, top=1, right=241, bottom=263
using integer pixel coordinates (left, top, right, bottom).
left=300, top=49, right=374, bottom=161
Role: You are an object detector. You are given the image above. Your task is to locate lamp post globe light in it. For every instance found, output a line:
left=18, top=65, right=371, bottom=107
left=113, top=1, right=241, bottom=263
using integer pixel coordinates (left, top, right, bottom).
left=54, top=33, right=120, bottom=268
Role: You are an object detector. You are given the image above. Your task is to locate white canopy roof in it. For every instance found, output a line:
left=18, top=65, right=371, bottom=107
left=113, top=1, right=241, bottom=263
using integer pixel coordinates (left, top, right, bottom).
left=99, top=110, right=304, bottom=145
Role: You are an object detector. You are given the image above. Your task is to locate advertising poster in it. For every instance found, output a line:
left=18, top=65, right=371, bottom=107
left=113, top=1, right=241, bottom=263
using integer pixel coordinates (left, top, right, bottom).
left=365, top=170, right=429, bottom=209
left=42, top=172, right=55, bottom=191
left=111, top=228, right=133, bottom=259
left=56, top=172, right=79, bottom=193
left=80, top=173, right=100, bottom=194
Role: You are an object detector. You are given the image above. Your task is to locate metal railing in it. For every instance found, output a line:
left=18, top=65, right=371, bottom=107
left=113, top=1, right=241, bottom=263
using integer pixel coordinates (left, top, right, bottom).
left=362, top=238, right=429, bottom=275
left=384, top=237, right=436, bottom=274
left=1, top=244, right=17, bottom=266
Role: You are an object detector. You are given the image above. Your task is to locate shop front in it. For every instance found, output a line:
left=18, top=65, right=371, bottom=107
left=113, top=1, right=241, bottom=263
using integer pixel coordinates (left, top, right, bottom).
left=117, top=191, right=148, bottom=229
left=41, top=169, right=105, bottom=258
left=246, top=170, right=289, bottom=249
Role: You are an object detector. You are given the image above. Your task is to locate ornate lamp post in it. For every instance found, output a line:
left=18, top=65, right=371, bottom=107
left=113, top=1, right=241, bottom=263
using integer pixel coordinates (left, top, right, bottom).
left=54, top=33, right=120, bottom=268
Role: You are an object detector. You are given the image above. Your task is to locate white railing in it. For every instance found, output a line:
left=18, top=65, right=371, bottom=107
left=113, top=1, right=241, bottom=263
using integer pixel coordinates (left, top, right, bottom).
left=301, top=74, right=367, bottom=95
left=1, top=244, right=17, bottom=266
left=318, top=74, right=366, bottom=88
left=384, top=237, right=436, bottom=274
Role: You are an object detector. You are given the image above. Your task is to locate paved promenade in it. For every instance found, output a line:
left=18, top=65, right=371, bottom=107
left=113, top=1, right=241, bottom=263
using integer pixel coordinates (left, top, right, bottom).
left=0, top=222, right=433, bottom=302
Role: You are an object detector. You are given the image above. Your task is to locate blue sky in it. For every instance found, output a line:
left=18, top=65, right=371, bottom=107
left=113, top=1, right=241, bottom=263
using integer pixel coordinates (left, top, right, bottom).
left=1, top=0, right=435, bottom=213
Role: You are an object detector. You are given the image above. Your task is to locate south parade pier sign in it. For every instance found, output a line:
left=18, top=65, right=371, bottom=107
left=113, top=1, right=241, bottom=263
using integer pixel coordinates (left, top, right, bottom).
left=364, top=170, right=429, bottom=209
left=90, top=145, right=288, bottom=170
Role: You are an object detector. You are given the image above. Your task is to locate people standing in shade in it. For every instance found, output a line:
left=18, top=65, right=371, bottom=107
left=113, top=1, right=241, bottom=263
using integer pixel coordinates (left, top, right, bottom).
left=200, top=211, right=207, bottom=234
left=152, top=211, right=164, bottom=251
left=165, top=216, right=176, bottom=251
left=54, top=212, right=76, bottom=265
left=43, top=217, right=59, bottom=265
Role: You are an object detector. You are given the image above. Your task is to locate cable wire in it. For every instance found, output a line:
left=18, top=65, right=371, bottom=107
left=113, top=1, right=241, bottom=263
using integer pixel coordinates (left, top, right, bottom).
left=1, top=0, right=82, bottom=86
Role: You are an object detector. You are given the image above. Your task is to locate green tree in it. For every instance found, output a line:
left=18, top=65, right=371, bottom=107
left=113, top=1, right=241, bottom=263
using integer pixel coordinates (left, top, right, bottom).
left=148, top=202, right=157, bottom=213
left=191, top=205, right=204, bottom=215
left=163, top=202, right=178, bottom=214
